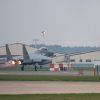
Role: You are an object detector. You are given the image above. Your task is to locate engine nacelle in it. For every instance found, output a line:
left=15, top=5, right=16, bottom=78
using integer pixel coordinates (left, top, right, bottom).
left=11, top=60, right=16, bottom=65
left=17, top=60, right=23, bottom=65
left=8, top=60, right=17, bottom=65
left=8, top=59, right=23, bottom=65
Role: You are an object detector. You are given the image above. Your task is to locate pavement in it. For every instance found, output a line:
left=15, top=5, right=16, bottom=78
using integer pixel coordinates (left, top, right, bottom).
left=0, top=70, right=93, bottom=76
left=0, top=81, right=100, bottom=94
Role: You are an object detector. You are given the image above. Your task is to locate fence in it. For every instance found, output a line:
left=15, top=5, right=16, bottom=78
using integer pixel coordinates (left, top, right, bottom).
left=50, top=63, right=100, bottom=76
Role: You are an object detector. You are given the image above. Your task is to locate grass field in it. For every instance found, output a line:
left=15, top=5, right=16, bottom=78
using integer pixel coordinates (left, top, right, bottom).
left=0, top=94, right=100, bottom=100
left=0, top=75, right=100, bottom=81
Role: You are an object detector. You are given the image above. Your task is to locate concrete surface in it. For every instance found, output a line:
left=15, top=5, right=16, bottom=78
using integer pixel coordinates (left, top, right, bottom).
left=0, top=81, right=100, bottom=94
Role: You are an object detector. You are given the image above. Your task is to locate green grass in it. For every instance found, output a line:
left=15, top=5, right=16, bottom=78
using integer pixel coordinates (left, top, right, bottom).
left=0, top=75, right=100, bottom=81
left=0, top=94, right=100, bottom=100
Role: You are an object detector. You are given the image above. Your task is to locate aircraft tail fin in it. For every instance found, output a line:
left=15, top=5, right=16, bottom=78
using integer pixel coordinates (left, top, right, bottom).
left=5, top=44, right=12, bottom=61
left=22, top=44, right=30, bottom=60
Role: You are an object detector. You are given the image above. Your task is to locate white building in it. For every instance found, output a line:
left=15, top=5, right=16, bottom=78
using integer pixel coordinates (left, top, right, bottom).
left=52, top=50, right=100, bottom=67
left=69, top=50, right=100, bottom=65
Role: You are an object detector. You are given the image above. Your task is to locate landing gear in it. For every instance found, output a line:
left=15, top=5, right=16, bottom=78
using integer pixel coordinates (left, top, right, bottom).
left=21, top=65, right=24, bottom=71
left=34, top=63, right=39, bottom=71
left=34, top=65, right=37, bottom=71
left=40, top=65, right=42, bottom=69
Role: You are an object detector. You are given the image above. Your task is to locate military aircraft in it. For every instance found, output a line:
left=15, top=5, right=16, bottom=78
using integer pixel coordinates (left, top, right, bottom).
left=0, top=44, right=52, bottom=70
left=17, top=44, right=52, bottom=71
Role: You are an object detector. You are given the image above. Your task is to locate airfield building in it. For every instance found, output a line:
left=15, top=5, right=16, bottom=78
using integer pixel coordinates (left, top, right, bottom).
left=69, top=50, right=100, bottom=64
left=52, top=49, right=100, bottom=68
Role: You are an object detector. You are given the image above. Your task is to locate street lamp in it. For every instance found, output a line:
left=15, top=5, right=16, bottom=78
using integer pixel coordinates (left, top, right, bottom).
left=41, top=30, right=46, bottom=45
left=41, top=30, right=46, bottom=39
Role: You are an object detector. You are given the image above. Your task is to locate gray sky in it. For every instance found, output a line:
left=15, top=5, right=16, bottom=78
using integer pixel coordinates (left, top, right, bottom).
left=0, top=0, right=100, bottom=47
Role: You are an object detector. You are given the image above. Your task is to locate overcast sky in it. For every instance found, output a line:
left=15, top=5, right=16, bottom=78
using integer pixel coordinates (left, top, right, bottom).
left=0, top=0, right=100, bottom=47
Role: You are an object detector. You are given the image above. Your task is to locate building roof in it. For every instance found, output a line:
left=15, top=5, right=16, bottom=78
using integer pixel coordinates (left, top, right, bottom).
left=69, top=49, right=100, bottom=56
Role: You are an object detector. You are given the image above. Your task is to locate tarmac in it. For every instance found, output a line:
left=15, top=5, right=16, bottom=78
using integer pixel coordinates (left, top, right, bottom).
left=0, top=81, right=100, bottom=94
left=0, top=71, right=98, bottom=94
left=0, top=70, right=93, bottom=76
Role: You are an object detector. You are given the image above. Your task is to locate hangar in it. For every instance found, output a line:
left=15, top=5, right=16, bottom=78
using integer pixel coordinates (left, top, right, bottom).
left=51, top=50, right=100, bottom=75
left=51, top=49, right=100, bottom=65
left=69, top=50, right=100, bottom=65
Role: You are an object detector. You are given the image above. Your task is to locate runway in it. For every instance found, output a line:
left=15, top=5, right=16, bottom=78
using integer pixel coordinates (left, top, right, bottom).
left=0, top=81, right=100, bottom=94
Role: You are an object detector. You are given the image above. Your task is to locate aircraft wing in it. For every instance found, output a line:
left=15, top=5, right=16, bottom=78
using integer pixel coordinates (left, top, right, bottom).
left=0, top=54, right=21, bottom=58
left=29, top=53, right=52, bottom=60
